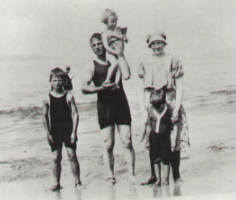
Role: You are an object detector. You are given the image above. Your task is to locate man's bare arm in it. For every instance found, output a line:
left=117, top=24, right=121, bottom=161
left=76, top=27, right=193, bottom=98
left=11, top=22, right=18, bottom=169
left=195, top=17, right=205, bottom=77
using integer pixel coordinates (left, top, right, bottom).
left=81, top=65, right=108, bottom=94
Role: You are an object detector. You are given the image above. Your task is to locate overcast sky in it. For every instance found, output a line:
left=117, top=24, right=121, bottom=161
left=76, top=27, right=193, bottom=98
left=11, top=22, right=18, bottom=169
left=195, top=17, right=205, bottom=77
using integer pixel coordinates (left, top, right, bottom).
left=1, top=0, right=236, bottom=62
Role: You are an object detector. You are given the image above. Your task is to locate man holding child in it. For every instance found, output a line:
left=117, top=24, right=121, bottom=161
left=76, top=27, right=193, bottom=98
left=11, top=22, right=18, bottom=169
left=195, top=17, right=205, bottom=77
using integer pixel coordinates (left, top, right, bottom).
left=81, top=33, right=135, bottom=184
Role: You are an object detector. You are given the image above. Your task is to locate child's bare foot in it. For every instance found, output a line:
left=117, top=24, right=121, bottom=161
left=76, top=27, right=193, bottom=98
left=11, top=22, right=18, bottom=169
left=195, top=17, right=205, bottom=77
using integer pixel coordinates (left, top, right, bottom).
left=162, top=180, right=169, bottom=186
left=50, top=184, right=62, bottom=191
left=129, top=174, right=136, bottom=184
left=106, top=177, right=116, bottom=185
left=75, top=180, right=82, bottom=187
left=156, top=179, right=162, bottom=187
left=174, top=178, right=183, bottom=184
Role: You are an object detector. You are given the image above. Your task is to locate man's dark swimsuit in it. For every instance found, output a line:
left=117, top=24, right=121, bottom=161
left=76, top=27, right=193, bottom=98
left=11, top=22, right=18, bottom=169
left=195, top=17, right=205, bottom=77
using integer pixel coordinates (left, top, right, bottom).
left=49, top=92, right=76, bottom=151
left=92, top=59, right=131, bottom=129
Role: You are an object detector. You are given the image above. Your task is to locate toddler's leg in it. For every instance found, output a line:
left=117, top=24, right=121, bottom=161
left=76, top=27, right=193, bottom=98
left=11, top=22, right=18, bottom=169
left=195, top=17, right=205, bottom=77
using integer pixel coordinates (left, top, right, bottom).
left=104, top=62, right=119, bottom=85
left=118, top=55, right=130, bottom=80
left=114, top=67, right=121, bottom=89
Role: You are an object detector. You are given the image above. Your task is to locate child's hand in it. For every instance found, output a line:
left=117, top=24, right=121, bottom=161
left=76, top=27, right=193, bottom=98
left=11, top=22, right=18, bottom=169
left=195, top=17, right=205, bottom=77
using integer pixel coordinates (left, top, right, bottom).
left=71, top=134, right=78, bottom=144
left=171, top=110, right=179, bottom=123
left=145, top=140, right=150, bottom=150
left=47, top=134, right=54, bottom=144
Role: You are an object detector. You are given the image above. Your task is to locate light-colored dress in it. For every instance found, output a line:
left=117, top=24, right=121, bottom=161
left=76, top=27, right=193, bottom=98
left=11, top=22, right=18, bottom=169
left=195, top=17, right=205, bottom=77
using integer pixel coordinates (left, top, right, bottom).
left=139, top=53, right=190, bottom=158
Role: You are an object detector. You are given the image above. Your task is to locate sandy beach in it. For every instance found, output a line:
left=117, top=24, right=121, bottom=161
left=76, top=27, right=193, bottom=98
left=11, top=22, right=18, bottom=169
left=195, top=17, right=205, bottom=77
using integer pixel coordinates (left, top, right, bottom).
left=1, top=105, right=236, bottom=200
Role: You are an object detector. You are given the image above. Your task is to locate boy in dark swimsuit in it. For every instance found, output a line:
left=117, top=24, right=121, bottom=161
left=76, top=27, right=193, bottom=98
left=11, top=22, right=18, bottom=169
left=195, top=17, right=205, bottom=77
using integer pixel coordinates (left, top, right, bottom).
left=43, top=67, right=81, bottom=191
left=141, top=88, right=172, bottom=186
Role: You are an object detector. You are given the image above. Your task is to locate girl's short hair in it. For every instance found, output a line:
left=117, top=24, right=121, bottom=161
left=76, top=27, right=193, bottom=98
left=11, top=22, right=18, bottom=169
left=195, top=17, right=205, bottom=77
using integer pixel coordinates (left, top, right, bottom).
left=101, top=8, right=118, bottom=24
left=49, top=67, right=65, bottom=82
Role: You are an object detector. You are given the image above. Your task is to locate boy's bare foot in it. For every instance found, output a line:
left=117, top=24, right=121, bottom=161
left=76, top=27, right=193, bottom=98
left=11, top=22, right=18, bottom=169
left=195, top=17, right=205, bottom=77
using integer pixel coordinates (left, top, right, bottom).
left=129, top=174, right=136, bottom=184
left=106, top=177, right=116, bottom=185
left=75, top=180, right=82, bottom=187
left=174, top=178, right=183, bottom=184
left=156, top=180, right=161, bottom=187
left=162, top=180, right=169, bottom=186
left=50, top=184, right=62, bottom=191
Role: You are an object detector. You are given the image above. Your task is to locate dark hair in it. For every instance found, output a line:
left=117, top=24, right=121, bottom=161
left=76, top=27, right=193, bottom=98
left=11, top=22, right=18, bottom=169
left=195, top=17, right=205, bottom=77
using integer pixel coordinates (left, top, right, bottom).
left=49, top=67, right=65, bottom=82
left=150, top=87, right=166, bottom=105
left=166, top=88, right=176, bottom=100
left=89, top=33, right=102, bottom=44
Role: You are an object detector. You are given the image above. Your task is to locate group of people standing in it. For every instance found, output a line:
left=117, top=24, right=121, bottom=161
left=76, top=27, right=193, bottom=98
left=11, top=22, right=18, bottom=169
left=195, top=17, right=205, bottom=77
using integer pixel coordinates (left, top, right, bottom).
left=42, top=8, right=190, bottom=191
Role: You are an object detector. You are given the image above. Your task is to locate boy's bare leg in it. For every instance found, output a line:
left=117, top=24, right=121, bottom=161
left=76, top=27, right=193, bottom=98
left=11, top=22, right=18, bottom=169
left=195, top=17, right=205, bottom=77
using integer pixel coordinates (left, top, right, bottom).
left=66, top=147, right=81, bottom=186
left=162, top=163, right=170, bottom=185
left=52, top=148, right=62, bottom=190
left=101, top=126, right=115, bottom=182
left=117, top=125, right=135, bottom=182
left=154, top=163, right=161, bottom=186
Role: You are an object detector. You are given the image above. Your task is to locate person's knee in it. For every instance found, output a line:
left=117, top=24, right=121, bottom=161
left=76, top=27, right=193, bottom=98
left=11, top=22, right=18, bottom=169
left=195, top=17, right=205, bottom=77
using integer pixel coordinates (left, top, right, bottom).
left=122, top=138, right=133, bottom=149
left=103, top=138, right=114, bottom=151
left=67, top=152, right=78, bottom=162
left=53, top=154, right=62, bottom=164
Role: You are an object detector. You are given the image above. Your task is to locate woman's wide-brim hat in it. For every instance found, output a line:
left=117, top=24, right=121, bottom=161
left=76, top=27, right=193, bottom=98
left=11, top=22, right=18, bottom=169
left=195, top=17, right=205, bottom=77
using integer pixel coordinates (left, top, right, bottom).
left=147, top=32, right=167, bottom=47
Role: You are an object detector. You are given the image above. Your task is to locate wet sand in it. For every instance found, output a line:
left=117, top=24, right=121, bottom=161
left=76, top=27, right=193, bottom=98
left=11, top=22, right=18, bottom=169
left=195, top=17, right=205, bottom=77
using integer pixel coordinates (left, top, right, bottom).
left=1, top=110, right=236, bottom=200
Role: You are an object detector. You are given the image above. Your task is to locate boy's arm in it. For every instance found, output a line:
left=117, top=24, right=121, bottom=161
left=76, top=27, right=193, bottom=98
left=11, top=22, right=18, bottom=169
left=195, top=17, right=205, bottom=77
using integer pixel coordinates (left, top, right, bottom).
left=67, top=93, right=79, bottom=143
left=42, top=98, right=52, bottom=143
left=141, top=111, right=152, bottom=149
left=143, top=123, right=152, bottom=149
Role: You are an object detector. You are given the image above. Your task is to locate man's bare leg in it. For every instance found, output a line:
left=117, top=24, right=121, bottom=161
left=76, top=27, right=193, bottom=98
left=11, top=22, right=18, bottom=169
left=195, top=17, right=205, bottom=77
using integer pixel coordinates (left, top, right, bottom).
left=66, top=147, right=81, bottom=186
left=101, top=125, right=115, bottom=183
left=117, top=125, right=135, bottom=182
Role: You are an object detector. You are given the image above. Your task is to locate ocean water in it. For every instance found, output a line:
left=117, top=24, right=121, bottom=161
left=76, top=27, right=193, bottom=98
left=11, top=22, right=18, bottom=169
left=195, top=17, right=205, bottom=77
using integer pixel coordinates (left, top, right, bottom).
left=1, top=54, right=236, bottom=136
